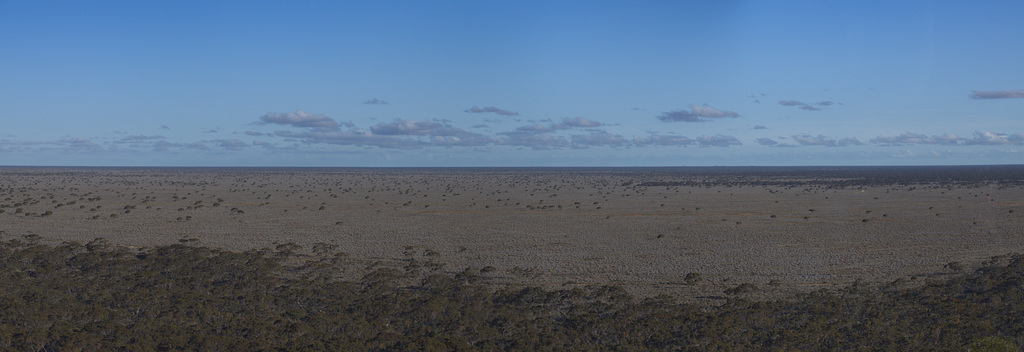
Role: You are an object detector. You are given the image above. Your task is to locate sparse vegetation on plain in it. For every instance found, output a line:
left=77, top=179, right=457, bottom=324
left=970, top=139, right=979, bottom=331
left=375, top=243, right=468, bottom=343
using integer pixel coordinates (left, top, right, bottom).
left=0, top=166, right=1022, bottom=348
left=0, top=166, right=1022, bottom=300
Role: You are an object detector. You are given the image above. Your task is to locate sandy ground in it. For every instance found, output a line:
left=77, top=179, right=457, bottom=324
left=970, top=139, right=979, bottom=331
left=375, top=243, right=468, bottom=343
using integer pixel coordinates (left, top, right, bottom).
left=1, top=167, right=1022, bottom=301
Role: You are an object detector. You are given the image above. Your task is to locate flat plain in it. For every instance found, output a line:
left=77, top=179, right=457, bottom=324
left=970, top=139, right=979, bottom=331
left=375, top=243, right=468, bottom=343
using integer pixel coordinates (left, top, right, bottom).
left=2, top=166, right=1022, bottom=301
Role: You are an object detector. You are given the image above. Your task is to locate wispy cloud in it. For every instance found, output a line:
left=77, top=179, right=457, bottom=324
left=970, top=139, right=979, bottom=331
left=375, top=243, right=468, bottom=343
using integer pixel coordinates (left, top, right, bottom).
left=492, top=117, right=615, bottom=149
left=273, top=129, right=424, bottom=149
left=0, top=139, right=35, bottom=152
left=499, top=132, right=570, bottom=150
left=633, top=133, right=695, bottom=147
left=570, top=132, right=627, bottom=148
left=513, top=124, right=562, bottom=133
left=371, top=119, right=484, bottom=138
left=115, top=135, right=166, bottom=144
left=505, top=117, right=605, bottom=133
left=696, top=135, right=742, bottom=147
left=633, top=133, right=740, bottom=147
left=213, top=139, right=248, bottom=151
left=362, top=98, right=389, bottom=105
left=370, top=119, right=446, bottom=136
left=152, top=140, right=220, bottom=152
left=656, top=104, right=740, bottom=122
left=464, top=106, right=519, bottom=116
left=970, top=90, right=1024, bottom=99
left=58, top=137, right=104, bottom=151
left=1, top=137, right=107, bottom=153
left=792, top=134, right=863, bottom=147
left=428, top=134, right=500, bottom=147
left=183, top=142, right=211, bottom=151
left=871, top=131, right=1024, bottom=146
left=253, top=140, right=276, bottom=149
left=778, top=100, right=836, bottom=111
left=146, top=138, right=251, bottom=152
left=561, top=117, right=602, bottom=128
left=869, top=132, right=961, bottom=146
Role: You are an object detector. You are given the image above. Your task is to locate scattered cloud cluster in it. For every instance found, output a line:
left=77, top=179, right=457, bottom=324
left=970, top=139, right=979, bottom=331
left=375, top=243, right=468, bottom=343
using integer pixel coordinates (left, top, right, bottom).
left=657, top=104, right=739, bottom=122
left=970, top=90, right=1024, bottom=99
left=6, top=101, right=1023, bottom=160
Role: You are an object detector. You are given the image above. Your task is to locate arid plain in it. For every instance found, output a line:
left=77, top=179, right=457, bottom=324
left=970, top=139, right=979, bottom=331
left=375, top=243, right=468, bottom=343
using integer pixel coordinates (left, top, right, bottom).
left=2, top=166, right=1022, bottom=301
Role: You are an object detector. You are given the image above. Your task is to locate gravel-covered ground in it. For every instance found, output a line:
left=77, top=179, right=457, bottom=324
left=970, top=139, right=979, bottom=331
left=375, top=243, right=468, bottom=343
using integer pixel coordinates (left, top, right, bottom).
left=2, top=166, right=1021, bottom=301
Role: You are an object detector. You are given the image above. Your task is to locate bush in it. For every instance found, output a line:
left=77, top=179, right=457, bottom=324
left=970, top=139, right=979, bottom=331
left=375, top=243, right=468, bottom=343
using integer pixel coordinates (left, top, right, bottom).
left=965, top=336, right=1018, bottom=352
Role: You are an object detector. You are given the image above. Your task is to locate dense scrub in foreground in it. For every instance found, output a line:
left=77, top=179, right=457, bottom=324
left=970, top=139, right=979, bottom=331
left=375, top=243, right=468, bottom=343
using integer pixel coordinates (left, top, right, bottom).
left=0, top=237, right=1021, bottom=351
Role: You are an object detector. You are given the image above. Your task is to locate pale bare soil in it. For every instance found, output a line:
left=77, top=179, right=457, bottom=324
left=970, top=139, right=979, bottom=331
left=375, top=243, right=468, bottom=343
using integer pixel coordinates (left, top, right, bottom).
left=2, top=167, right=1022, bottom=302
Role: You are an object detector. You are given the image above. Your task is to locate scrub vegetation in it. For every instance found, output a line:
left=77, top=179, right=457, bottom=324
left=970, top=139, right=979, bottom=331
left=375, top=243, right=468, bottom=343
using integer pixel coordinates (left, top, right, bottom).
left=1, top=237, right=1021, bottom=351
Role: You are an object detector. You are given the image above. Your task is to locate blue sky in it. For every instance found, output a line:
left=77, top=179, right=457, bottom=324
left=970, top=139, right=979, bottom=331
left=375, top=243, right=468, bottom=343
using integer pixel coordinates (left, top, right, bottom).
left=1, top=1, right=1022, bottom=166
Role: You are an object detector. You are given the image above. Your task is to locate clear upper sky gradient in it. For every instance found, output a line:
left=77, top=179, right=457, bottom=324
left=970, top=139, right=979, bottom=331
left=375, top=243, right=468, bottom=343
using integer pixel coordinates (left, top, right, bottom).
left=2, top=1, right=1022, bottom=166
